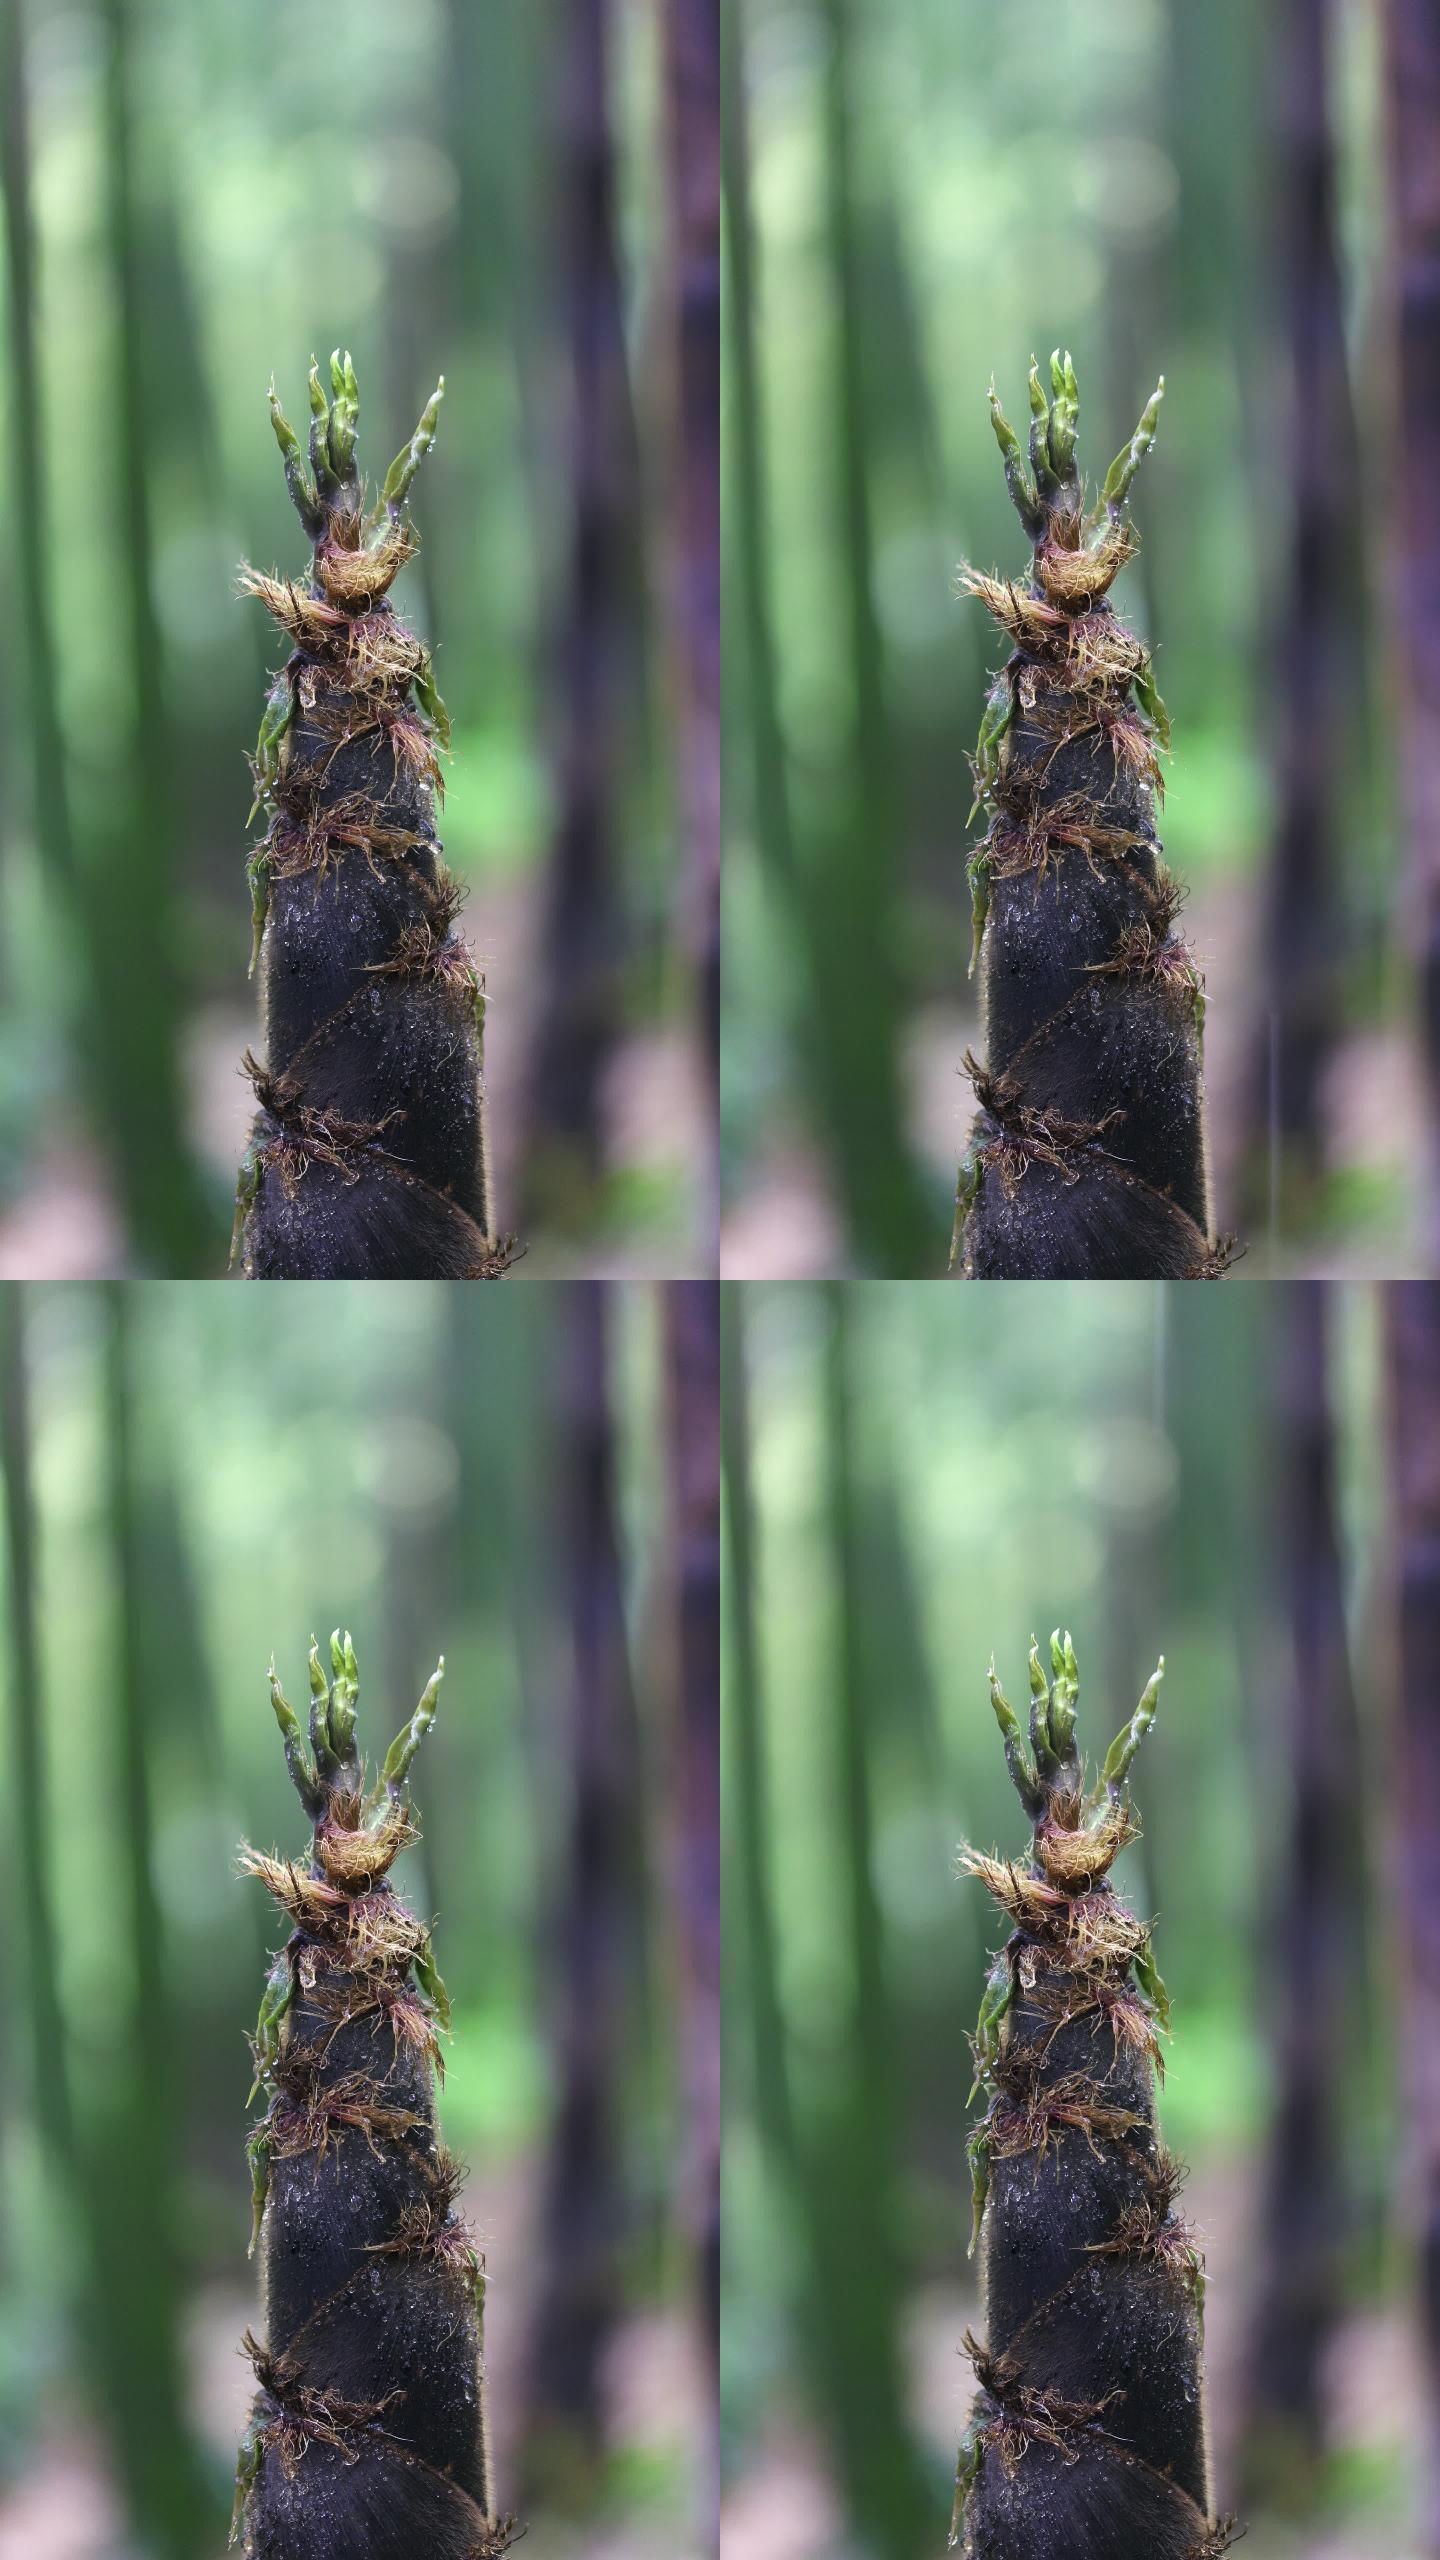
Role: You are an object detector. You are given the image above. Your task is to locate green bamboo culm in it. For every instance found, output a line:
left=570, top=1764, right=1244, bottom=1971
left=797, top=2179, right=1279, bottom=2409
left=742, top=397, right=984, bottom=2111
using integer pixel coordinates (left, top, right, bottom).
left=234, top=358, right=513, bottom=1278
left=953, top=359, right=1230, bottom=1279
left=952, top=1635, right=1240, bottom=2559
left=232, top=1637, right=518, bottom=2560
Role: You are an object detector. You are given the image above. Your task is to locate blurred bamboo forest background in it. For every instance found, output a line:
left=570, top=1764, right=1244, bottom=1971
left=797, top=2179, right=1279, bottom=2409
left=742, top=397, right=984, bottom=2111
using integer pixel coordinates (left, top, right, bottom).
left=722, top=0, right=1440, bottom=1277
left=0, top=0, right=719, bottom=1279
left=0, top=1278, right=720, bottom=2559
left=722, top=1279, right=1440, bottom=2559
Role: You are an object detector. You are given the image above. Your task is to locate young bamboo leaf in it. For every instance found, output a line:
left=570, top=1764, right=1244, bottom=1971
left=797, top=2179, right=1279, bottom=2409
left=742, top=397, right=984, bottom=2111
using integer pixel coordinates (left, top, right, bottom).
left=308, top=1637, right=338, bottom=1775
left=948, top=2429, right=982, bottom=2551
left=1134, top=1932, right=1172, bottom=2033
left=268, top=383, right=321, bottom=537
left=373, top=1656, right=445, bottom=1807
left=987, top=384, right=1043, bottom=540
left=267, top=1663, right=320, bottom=1815
left=988, top=1659, right=1042, bottom=1817
left=1047, top=1626, right=1079, bottom=1759
left=327, top=1627, right=358, bottom=1763
left=378, top=377, right=445, bottom=517
left=967, top=849, right=993, bottom=979
left=229, top=2419, right=263, bottom=2549
left=247, top=1949, right=294, bottom=2102
left=1028, top=1636, right=1056, bottom=1773
left=414, top=653, right=452, bottom=751
left=1134, top=653, right=1172, bottom=750
left=1099, top=376, right=1165, bottom=518
left=414, top=1932, right=452, bottom=2033
left=1047, top=347, right=1078, bottom=480
left=1099, top=1655, right=1164, bottom=1799
left=966, top=2123, right=992, bottom=2257
left=246, top=2124, right=272, bottom=2257
left=1027, top=356, right=1057, bottom=497
left=306, top=357, right=335, bottom=496
left=245, top=850, right=272, bottom=979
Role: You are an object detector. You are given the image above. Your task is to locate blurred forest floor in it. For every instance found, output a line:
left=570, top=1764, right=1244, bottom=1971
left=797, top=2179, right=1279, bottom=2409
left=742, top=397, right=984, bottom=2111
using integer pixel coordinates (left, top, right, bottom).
left=723, top=872, right=1423, bottom=1281
left=0, top=2145, right=708, bottom=2560
left=721, top=2146, right=1424, bottom=2560
left=0, top=874, right=708, bottom=1282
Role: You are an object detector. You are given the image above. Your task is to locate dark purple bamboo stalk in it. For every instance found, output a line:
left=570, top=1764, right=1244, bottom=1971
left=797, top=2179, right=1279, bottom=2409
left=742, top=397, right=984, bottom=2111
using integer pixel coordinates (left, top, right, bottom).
left=1240, top=0, right=1362, bottom=1239
left=661, top=1282, right=721, bottom=2537
left=521, top=1284, right=642, bottom=2486
left=661, top=0, right=722, bottom=1258
left=521, top=0, right=638, bottom=1228
left=1240, top=1283, right=1362, bottom=2500
left=1383, top=1285, right=1440, bottom=2555
left=1386, top=3, right=1440, bottom=1264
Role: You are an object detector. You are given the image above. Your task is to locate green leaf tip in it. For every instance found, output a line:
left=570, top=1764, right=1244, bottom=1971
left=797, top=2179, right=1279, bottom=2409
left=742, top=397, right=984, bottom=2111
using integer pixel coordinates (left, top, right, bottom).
left=245, top=2123, right=273, bottom=2257
left=230, top=2420, right=263, bottom=2548
left=1100, top=375, right=1165, bottom=515
left=267, top=380, right=302, bottom=463
left=300, top=361, right=337, bottom=506
left=247, top=1949, right=295, bottom=2104
left=414, top=651, right=453, bottom=750
left=1048, top=1626, right=1079, bottom=1753
left=1134, top=1933, right=1172, bottom=2033
left=1027, top=1636, right=1057, bottom=1771
left=1046, top=347, right=1080, bottom=478
left=326, top=346, right=360, bottom=480
left=949, top=2431, right=983, bottom=2550
left=373, top=1655, right=445, bottom=1805
left=327, top=1627, right=359, bottom=1758
left=988, top=1658, right=1043, bottom=1817
left=268, top=1661, right=321, bottom=1815
left=966, top=2122, right=992, bottom=2256
left=267, top=378, right=322, bottom=536
left=309, top=1634, right=341, bottom=1773
left=1100, top=1654, right=1165, bottom=1797
left=987, top=379, right=1043, bottom=540
left=415, top=1931, right=453, bottom=2032
left=378, top=376, right=445, bottom=517
left=1027, top=356, right=1057, bottom=494
left=229, top=1143, right=261, bottom=1271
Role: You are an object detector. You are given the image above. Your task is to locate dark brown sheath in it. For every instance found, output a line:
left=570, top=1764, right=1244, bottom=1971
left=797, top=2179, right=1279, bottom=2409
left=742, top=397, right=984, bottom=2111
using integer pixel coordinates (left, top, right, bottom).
left=953, top=359, right=1229, bottom=1280
left=953, top=1635, right=1238, bottom=2559
left=232, top=1637, right=516, bottom=2560
left=233, top=358, right=512, bottom=1280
